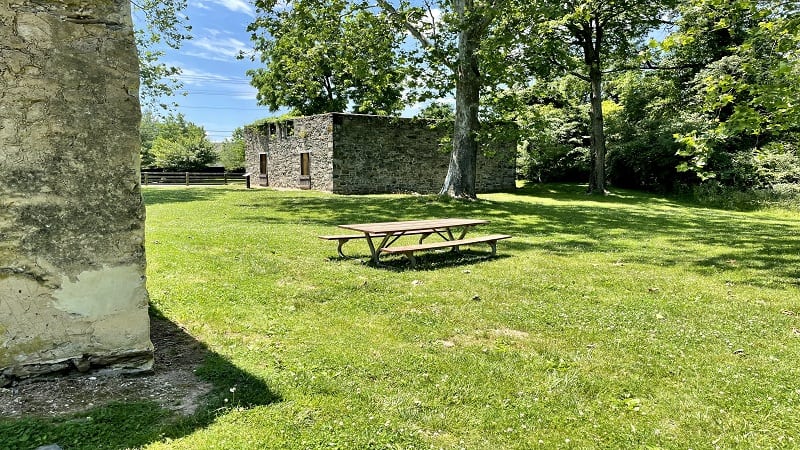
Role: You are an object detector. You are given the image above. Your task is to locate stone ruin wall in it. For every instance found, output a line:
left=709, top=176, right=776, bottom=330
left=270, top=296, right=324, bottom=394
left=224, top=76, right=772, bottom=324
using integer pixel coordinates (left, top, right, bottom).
left=332, top=114, right=516, bottom=195
left=0, top=0, right=152, bottom=385
left=244, top=113, right=516, bottom=194
left=244, top=114, right=335, bottom=191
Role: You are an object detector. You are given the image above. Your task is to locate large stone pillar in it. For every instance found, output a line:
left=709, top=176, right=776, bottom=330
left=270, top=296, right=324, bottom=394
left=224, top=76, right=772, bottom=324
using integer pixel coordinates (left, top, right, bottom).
left=0, top=0, right=152, bottom=385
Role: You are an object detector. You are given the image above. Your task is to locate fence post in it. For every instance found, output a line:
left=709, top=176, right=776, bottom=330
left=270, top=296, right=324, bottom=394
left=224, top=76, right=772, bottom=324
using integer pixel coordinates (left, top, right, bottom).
left=224, top=172, right=228, bottom=185
left=185, top=172, right=189, bottom=186
left=143, top=173, right=149, bottom=185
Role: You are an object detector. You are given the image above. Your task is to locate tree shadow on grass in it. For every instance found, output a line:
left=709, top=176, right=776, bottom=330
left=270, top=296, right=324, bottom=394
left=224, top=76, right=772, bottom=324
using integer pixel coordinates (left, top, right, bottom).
left=249, top=183, right=799, bottom=287
left=367, top=250, right=513, bottom=271
left=0, top=308, right=280, bottom=450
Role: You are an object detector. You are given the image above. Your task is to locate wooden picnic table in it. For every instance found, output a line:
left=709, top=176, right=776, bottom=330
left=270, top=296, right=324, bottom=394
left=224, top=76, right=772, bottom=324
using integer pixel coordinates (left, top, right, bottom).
left=336, top=218, right=508, bottom=266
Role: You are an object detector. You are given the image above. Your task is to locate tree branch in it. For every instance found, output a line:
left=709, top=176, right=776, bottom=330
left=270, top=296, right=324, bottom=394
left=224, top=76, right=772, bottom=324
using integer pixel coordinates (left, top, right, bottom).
left=376, top=0, right=455, bottom=70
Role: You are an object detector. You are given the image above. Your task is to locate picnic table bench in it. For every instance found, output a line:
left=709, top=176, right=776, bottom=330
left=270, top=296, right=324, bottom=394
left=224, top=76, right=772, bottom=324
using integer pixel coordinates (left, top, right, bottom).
left=380, top=233, right=511, bottom=267
left=318, top=229, right=436, bottom=257
left=321, top=218, right=511, bottom=267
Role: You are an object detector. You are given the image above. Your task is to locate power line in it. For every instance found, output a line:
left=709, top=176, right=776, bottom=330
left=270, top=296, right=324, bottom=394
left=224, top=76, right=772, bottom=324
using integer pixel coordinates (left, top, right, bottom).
left=178, top=105, right=265, bottom=111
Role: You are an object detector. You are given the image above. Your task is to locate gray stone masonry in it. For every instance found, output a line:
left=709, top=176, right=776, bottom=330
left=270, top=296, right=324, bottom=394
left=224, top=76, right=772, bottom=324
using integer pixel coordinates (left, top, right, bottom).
left=0, top=0, right=152, bottom=385
left=244, top=113, right=516, bottom=194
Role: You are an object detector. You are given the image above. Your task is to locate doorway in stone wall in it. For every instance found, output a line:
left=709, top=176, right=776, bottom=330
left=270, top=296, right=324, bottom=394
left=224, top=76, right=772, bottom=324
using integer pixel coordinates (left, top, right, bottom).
left=299, top=152, right=311, bottom=189
left=258, top=153, right=268, bottom=186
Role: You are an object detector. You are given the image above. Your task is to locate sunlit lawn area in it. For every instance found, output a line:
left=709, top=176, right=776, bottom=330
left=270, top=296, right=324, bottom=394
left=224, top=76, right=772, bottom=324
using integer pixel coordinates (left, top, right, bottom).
left=3, top=183, right=800, bottom=449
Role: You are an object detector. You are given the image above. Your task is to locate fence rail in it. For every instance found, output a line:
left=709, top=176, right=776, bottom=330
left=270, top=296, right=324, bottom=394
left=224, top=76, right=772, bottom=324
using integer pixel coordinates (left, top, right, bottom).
left=141, top=171, right=244, bottom=186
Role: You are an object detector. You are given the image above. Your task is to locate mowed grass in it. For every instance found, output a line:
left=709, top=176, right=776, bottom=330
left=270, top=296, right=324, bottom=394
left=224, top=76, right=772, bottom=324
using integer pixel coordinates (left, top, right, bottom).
left=4, top=183, right=800, bottom=449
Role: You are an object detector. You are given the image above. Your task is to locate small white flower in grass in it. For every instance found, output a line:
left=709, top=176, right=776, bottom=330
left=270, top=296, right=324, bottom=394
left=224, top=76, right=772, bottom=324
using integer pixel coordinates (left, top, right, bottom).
left=230, top=387, right=237, bottom=393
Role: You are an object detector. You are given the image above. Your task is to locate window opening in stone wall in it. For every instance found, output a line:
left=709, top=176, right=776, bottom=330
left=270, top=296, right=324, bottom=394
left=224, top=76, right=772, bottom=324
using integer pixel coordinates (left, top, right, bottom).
left=259, top=153, right=267, bottom=174
left=268, top=123, right=277, bottom=140
left=286, top=121, right=294, bottom=137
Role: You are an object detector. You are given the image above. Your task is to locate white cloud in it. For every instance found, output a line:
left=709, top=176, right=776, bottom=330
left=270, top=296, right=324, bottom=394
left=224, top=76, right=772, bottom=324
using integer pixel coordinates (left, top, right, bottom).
left=173, top=66, right=239, bottom=85
left=208, top=0, right=255, bottom=16
left=171, top=66, right=256, bottom=98
left=187, top=35, right=248, bottom=61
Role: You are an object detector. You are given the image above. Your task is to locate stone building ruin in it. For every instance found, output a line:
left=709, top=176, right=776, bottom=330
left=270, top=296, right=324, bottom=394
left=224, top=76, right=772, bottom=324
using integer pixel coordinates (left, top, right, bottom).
left=1, top=1, right=152, bottom=384
left=243, top=113, right=517, bottom=194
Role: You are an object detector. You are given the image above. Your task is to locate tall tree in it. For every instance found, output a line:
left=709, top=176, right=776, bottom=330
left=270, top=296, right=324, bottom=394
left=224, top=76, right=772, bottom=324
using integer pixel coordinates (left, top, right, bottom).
left=246, top=0, right=406, bottom=115
left=524, top=0, right=675, bottom=193
left=379, top=0, right=507, bottom=198
left=246, top=0, right=512, bottom=198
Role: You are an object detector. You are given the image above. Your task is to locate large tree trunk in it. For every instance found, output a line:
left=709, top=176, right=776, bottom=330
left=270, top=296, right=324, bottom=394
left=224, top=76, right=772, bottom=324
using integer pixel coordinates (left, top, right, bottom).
left=440, top=0, right=480, bottom=199
left=586, top=60, right=607, bottom=194
left=584, top=21, right=607, bottom=195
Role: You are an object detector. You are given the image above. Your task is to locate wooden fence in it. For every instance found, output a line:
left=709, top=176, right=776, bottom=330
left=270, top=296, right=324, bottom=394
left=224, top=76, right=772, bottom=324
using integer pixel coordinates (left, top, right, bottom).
left=141, top=172, right=245, bottom=186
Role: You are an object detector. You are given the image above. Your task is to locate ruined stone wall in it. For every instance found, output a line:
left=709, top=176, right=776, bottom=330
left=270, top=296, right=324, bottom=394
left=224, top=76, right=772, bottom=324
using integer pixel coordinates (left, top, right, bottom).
left=332, top=114, right=516, bottom=195
left=243, top=113, right=516, bottom=194
left=245, top=115, right=335, bottom=191
left=243, top=127, right=269, bottom=187
left=0, top=0, right=152, bottom=384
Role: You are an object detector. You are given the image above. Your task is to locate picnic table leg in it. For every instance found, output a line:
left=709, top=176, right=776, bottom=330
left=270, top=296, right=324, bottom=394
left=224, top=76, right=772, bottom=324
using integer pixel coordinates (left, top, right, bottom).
left=403, top=251, right=417, bottom=268
left=366, top=233, right=394, bottom=264
left=449, top=226, right=475, bottom=252
left=364, top=234, right=379, bottom=263
left=336, top=239, right=349, bottom=257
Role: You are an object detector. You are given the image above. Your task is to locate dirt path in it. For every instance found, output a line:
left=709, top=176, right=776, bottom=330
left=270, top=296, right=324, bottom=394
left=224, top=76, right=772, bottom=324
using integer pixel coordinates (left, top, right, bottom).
left=0, top=317, right=213, bottom=418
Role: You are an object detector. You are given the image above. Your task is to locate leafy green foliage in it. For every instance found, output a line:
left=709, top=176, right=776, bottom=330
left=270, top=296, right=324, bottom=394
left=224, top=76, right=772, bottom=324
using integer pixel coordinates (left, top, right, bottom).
left=132, top=0, right=192, bottom=110
left=516, top=0, right=678, bottom=193
left=140, top=110, right=161, bottom=168
left=494, top=78, right=590, bottom=182
left=245, top=0, right=407, bottom=115
left=218, top=128, right=246, bottom=172
left=415, top=102, right=455, bottom=121
left=142, top=114, right=217, bottom=171
left=604, top=71, right=699, bottom=191
left=669, top=0, right=800, bottom=184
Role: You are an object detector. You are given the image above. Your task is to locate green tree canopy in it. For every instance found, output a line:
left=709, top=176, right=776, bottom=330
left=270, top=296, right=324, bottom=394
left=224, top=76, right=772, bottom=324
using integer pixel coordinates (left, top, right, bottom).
left=670, top=0, right=800, bottom=185
left=246, top=0, right=407, bottom=115
left=516, top=0, right=678, bottom=193
left=219, top=128, right=246, bottom=171
left=142, top=114, right=217, bottom=171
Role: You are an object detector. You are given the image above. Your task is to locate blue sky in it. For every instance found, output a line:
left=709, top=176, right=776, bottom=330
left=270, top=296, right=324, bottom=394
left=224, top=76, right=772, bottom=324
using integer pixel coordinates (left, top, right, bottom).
left=133, top=0, right=442, bottom=142
left=134, top=0, right=272, bottom=142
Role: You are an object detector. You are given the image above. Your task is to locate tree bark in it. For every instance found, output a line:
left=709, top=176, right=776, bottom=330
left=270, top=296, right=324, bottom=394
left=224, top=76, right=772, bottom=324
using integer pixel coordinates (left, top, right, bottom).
left=439, top=0, right=480, bottom=199
left=583, top=21, right=607, bottom=194
left=586, top=61, right=607, bottom=194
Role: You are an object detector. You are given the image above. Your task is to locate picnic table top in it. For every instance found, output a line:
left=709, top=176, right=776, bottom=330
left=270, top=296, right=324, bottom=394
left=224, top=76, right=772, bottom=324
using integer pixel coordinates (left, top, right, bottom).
left=338, top=218, right=488, bottom=234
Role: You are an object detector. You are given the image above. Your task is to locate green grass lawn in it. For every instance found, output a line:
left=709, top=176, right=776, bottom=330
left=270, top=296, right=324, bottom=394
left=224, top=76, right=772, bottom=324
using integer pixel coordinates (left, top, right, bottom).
left=3, top=183, right=800, bottom=449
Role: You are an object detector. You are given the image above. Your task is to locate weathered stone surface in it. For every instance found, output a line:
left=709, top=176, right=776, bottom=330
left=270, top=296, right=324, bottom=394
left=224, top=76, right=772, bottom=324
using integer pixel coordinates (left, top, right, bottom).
left=244, top=113, right=516, bottom=195
left=0, top=0, right=152, bottom=382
